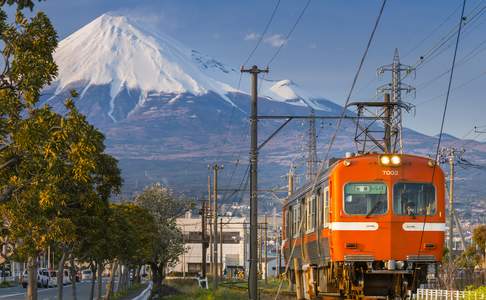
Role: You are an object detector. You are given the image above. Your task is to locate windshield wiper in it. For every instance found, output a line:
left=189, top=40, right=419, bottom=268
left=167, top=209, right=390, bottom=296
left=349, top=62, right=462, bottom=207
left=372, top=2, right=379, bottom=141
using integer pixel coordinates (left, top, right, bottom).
left=366, top=201, right=383, bottom=218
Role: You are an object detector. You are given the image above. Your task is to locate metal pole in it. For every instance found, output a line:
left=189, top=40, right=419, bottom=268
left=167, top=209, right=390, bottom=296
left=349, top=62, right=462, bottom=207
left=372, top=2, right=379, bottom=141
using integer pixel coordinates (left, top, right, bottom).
left=264, top=215, right=268, bottom=284
left=384, top=93, right=391, bottom=152
left=208, top=172, right=213, bottom=278
left=277, top=228, right=282, bottom=278
left=241, top=65, right=268, bottom=300
left=220, top=218, right=223, bottom=281
left=201, top=200, right=207, bottom=278
left=448, top=152, right=454, bottom=260
left=212, top=164, right=221, bottom=288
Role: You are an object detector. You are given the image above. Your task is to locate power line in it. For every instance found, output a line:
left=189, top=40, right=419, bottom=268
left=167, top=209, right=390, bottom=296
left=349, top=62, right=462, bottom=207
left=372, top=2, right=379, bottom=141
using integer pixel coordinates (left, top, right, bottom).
left=266, top=0, right=312, bottom=66
left=415, top=0, right=467, bottom=275
left=402, top=2, right=463, bottom=59
left=242, top=0, right=282, bottom=66
left=273, top=0, right=388, bottom=298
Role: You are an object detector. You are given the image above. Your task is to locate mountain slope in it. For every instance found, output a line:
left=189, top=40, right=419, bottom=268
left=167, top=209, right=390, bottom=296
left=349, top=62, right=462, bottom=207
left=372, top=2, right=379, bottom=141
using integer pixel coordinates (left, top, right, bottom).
left=43, top=13, right=486, bottom=223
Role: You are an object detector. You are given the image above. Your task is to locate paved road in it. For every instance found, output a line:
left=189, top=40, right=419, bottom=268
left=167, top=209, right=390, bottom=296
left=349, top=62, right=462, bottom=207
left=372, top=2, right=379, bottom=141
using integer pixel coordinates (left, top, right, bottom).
left=0, top=280, right=108, bottom=300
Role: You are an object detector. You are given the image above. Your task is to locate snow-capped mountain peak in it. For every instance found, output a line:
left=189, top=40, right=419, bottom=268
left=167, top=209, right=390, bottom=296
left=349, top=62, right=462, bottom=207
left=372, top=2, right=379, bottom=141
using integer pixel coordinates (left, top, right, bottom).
left=52, top=13, right=237, bottom=121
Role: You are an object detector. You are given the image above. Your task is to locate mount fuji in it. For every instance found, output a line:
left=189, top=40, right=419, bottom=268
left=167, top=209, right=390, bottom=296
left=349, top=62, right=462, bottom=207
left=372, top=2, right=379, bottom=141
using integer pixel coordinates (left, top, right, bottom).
left=43, top=13, right=486, bottom=219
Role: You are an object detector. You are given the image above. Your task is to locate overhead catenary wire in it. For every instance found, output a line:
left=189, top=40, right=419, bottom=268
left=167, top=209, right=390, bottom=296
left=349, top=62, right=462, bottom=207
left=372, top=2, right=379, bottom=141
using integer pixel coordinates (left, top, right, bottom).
left=273, top=1, right=388, bottom=299
left=266, top=0, right=312, bottom=67
left=415, top=0, right=467, bottom=272
left=242, top=0, right=282, bottom=66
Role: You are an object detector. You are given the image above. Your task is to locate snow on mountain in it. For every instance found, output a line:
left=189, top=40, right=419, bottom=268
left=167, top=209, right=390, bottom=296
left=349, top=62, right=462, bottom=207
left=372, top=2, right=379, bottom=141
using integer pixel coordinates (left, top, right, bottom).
left=261, top=79, right=332, bottom=112
left=50, top=12, right=336, bottom=122
left=52, top=13, right=239, bottom=121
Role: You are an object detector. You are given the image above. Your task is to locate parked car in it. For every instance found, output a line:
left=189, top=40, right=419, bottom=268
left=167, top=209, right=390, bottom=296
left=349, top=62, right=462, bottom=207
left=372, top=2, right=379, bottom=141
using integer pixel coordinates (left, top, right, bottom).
left=81, top=269, right=93, bottom=281
left=62, top=269, right=72, bottom=285
left=47, top=270, right=57, bottom=288
left=21, top=268, right=50, bottom=288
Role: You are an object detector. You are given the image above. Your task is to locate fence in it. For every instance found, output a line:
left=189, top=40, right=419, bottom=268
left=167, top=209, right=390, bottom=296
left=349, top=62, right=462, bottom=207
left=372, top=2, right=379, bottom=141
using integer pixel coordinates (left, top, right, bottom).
left=131, top=281, right=153, bottom=300
left=416, top=289, right=486, bottom=300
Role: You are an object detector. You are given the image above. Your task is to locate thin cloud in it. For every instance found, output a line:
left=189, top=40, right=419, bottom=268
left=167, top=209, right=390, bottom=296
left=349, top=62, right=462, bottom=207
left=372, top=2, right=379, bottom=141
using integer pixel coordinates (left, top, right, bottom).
left=264, top=34, right=287, bottom=48
left=244, top=32, right=260, bottom=41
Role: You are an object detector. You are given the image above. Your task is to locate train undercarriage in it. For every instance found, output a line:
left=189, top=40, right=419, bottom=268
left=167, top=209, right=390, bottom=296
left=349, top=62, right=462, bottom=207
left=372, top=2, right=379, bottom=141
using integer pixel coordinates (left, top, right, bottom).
left=289, top=260, right=438, bottom=299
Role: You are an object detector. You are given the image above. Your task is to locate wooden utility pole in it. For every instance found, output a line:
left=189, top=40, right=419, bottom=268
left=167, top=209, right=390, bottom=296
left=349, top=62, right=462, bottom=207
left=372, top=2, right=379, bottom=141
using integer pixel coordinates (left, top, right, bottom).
left=241, top=65, right=268, bottom=300
left=264, top=215, right=268, bottom=284
left=258, top=224, right=262, bottom=278
left=207, top=172, right=213, bottom=278
left=439, top=147, right=465, bottom=260
left=201, top=200, right=208, bottom=278
left=448, top=152, right=454, bottom=259
left=219, top=218, right=223, bottom=280
left=277, top=227, right=282, bottom=277
left=211, top=163, right=222, bottom=289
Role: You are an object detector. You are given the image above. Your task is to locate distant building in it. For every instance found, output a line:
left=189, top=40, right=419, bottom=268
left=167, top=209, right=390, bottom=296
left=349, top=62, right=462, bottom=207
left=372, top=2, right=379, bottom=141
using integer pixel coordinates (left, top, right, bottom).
left=170, top=212, right=247, bottom=277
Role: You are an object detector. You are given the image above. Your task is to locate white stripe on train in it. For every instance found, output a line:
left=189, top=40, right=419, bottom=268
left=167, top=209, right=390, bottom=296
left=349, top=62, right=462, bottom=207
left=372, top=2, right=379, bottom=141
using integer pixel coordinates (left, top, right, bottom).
left=328, top=222, right=446, bottom=231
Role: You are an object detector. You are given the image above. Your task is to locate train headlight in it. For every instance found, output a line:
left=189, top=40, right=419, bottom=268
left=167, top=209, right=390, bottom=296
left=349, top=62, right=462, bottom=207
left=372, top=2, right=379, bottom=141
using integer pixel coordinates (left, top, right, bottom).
left=343, top=160, right=351, bottom=167
left=380, top=155, right=391, bottom=165
left=380, top=155, right=401, bottom=166
left=390, top=155, right=401, bottom=166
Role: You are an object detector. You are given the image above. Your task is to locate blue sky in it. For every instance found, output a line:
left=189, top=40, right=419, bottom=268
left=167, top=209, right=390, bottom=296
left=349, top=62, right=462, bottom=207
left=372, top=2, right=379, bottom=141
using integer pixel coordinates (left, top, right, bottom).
left=19, top=0, right=486, bottom=140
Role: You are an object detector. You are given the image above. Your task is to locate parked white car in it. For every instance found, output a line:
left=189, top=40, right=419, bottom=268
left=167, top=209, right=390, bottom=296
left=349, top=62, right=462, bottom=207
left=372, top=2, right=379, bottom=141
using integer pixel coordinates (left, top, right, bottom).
left=81, top=269, right=93, bottom=281
left=21, top=268, right=51, bottom=288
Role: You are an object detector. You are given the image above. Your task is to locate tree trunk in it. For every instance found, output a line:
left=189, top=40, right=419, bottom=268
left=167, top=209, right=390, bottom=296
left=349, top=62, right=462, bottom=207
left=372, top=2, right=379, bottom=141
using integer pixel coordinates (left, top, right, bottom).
left=89, top=262, right=96, bottom=300
left=116, top=264, right=124, bottom=293
left=104, top=259, right=118, bottom=300
left=56, top=251, right=67, bottom=300
left=150, top=263, right=165, bottom=298
left=135, top=265, right=141, bottom=284
left=69, top=256, right=77, bottom=300
left=96, top=261, right=103, bottom=300
left=26, top=256, right=38, bottom=300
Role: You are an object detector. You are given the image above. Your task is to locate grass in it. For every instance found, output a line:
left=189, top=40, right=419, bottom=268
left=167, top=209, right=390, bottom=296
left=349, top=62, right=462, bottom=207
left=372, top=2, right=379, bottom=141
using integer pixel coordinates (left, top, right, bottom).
left=112, top=282, right=147, bottom=300
left=161, top=278, right=247, bottom=300
left=0, top=281, right=13, bottom=288
left=160, top=278, right=291, bottom=300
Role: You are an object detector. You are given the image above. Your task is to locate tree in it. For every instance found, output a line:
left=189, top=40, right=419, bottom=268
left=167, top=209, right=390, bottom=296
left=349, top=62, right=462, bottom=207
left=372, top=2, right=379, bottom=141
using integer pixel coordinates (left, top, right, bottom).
left=472, top=225, right=486, bottom=268
left=134, top=184, right=192, bottom=297
left=0, top=0, right=43, bottom=10
left=0, top=6, right=122, bottom=300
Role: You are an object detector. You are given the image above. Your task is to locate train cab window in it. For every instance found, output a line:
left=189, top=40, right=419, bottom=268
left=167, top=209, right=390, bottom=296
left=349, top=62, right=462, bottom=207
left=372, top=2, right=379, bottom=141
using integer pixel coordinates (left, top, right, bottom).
left=393, top=183, right=436, bottom=216
left=344, top=183, right=387, bottom=215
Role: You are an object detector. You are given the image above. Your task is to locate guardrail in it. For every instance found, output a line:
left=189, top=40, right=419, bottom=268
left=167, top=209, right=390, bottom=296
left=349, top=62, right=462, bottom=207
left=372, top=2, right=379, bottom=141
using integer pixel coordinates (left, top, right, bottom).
left=131, top=281, right=152, bottom=300
left=416, top=289, right=485, bottom=300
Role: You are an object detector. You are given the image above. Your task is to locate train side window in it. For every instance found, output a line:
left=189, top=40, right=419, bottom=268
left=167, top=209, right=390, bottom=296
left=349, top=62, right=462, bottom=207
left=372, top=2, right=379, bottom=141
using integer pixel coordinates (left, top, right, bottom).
left=393, top=183, right=436, bottom=216
left=323, top=186, right=330, bottom=227
left=293, top=205, right=300, bottom=238
left=316, top=189, right=322, bottom=227
left=306, top=195, right=316, bottom=233
left=344, top=183, right=388, bottom=215
left=285, top=206, right=292, bottom=239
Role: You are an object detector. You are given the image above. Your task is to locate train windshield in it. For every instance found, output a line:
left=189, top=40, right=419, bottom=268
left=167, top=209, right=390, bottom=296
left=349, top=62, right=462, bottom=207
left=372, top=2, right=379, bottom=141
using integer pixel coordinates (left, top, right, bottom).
left=393, top=183, right=436, bottom=216
left=344, top=183, right=387, bottom=215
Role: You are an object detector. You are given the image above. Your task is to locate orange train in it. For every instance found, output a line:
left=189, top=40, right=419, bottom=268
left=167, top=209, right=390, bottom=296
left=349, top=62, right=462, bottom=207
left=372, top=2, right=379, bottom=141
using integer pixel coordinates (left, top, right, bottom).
left=282, top=153, right=445, bottom=299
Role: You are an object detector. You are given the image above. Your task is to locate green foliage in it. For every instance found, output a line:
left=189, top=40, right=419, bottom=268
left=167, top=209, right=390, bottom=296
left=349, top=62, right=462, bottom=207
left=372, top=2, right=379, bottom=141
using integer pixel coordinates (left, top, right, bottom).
left=134, top=184, right=191, bottom=271
left=465, top=285, right=486, bottom=299
left=0, top=0, right=43, bottom=10
left=0, top=4, right=122, bottom=263
left=472, top=224, right=486, bottom=253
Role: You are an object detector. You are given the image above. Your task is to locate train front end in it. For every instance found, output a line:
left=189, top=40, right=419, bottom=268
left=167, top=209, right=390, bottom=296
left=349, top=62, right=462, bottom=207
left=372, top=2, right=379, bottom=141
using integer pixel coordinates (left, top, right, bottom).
left=329, top=153, right=445, bottom=296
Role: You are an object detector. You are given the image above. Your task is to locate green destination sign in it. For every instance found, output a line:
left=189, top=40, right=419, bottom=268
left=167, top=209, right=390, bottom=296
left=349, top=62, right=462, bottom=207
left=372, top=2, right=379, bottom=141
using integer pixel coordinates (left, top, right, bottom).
left=345, top=183, right=386, bottom=195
